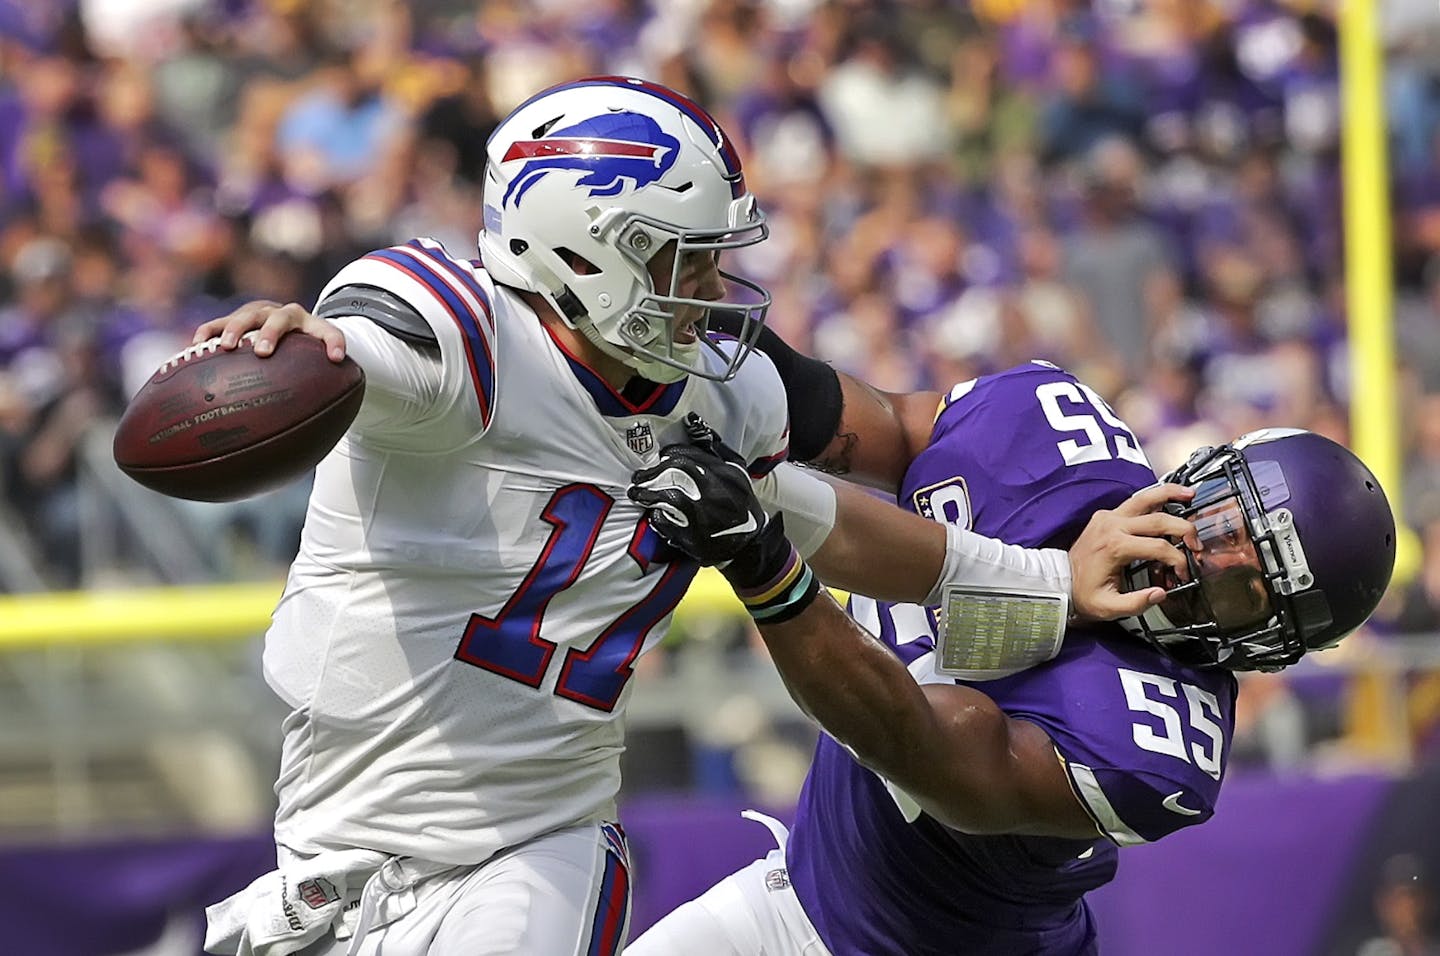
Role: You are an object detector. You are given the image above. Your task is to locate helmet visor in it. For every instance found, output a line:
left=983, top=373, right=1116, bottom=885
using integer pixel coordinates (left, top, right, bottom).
left=1149, top=498, right=1274, bottom=632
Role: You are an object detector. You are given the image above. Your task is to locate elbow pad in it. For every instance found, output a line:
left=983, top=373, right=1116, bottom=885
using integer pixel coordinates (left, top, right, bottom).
left=317, top=284, right=439, bottom=349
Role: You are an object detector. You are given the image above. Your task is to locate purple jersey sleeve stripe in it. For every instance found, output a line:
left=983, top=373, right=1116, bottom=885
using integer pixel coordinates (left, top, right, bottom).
left=1064, top=760, right=1148, bottom=847
left=364, top=248, right=495, bottom=429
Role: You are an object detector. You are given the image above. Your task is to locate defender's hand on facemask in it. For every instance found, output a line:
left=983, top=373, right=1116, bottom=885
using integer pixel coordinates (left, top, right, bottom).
left=1067, top=482, right=1199, bottom=622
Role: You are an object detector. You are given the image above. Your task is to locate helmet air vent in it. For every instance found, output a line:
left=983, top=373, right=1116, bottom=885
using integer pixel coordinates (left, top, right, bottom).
left=531, top=115, right=563, bottom=138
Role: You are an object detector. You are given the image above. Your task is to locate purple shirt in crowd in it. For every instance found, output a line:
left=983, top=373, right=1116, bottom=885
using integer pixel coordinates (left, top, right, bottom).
left=787, top=362, right=1238, bottom=956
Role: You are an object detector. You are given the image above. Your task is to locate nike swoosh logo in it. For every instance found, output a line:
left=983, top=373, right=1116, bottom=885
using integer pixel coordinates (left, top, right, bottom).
left=713, top=514, right=759, bottom=537
left=1162, top=791, right=1202, bottom=816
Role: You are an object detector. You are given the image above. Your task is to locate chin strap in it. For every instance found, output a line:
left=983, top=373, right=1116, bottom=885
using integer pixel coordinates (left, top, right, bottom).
left=511, top=240, right=702, bottom=383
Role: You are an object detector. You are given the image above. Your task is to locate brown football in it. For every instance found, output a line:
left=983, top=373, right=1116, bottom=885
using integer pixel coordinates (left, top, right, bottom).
left=112, top=331, right=365, bottom=502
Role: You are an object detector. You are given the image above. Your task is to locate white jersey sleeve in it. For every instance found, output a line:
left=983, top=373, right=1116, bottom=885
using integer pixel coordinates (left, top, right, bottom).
left=324, top=316, right=443, bottom=440
left=315, top=238, right=499, bottom=452
left=717, top=344, right=790, bottom=479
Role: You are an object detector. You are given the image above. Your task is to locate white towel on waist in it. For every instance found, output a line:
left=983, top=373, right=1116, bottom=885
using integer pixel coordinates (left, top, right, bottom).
left=204, top=848, right=387, bottom=956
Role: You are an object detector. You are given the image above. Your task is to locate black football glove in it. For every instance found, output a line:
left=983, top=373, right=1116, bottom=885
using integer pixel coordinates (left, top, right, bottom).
left=628, top=413, right=793, bottom=591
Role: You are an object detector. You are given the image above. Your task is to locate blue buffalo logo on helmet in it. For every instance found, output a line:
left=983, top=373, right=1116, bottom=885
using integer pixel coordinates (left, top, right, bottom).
left=500, top=111, right=681, bottom=208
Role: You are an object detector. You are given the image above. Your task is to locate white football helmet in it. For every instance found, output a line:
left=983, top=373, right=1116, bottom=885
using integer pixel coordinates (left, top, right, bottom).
left=479, top=75, right=771, bottom=383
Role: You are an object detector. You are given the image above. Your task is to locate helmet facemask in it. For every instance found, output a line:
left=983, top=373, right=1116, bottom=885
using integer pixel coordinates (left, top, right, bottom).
left=1122, top=444, right=1331, bottom=672
left=578, top=204, right=771, bottom=384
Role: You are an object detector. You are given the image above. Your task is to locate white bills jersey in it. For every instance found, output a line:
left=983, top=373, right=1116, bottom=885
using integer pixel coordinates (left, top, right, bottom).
left=265, top=238, right=789, bottom=866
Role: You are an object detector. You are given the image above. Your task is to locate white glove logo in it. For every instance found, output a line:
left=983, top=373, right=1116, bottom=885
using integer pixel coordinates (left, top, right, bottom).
left=713, top=513, right=758, bottom=537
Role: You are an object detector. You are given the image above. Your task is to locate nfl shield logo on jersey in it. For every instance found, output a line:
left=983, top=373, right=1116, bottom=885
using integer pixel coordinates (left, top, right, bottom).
left=626, top=422, right=654, bottom=455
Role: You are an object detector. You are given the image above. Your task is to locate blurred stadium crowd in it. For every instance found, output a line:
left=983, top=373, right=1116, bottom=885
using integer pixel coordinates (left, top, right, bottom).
left=4, top=0, right=1440, bottom=774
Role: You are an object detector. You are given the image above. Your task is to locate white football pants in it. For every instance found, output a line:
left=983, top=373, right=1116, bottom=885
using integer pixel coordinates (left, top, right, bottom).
left=626, top=813, right=831, bottom=956
left=293, top=820, right=631, bottom=956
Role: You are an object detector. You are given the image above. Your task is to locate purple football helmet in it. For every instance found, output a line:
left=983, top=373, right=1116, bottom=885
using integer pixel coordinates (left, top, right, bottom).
left=1122, top=428, right=1396, bottom=672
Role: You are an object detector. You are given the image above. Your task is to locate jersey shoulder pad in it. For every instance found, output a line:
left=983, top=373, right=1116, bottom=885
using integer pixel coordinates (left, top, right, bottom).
left=318, top=238, right=498, bottom=432
left=936, top=362, right=1078, bottom=420
left=917, top=362, right=1155, bottom=548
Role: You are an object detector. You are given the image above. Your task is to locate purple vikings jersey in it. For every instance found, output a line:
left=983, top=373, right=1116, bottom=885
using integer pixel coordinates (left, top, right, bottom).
left=787, top=363, right=1239, bottom=956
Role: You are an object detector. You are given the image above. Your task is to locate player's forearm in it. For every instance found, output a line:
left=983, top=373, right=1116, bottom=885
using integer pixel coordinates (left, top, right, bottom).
left=806, top=480, right=1071, bottom=610
left=756, top=592, right=947, bottom=785
left=758, top=594, right=1094, bottom=838
left=807, top=481, right=948, bottom=602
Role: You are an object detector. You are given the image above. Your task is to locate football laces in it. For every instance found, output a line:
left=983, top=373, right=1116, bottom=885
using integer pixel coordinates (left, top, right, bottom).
left=156, top=330, right=260, bottom=374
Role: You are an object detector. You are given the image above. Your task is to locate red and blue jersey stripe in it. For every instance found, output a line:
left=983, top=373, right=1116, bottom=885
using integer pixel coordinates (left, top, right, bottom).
left=748, top=443, right=789, bottom=479
left=541, top=323, right=688, bottom=419
left=362, top=242, right=497, bottom=429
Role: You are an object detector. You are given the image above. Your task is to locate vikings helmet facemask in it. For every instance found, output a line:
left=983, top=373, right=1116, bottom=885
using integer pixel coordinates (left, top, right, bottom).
left=1122, top=442, right=1332, bottom=672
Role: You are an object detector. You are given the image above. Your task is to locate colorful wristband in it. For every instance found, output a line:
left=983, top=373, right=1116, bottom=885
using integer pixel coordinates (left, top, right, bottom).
left=730, top=544, right=822, bottom=625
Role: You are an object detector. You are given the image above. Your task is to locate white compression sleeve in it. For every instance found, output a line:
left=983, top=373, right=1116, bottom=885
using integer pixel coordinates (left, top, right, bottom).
left=923, top=523, right=1072, bottom=608
left=753, top=462, right=838, bottom=560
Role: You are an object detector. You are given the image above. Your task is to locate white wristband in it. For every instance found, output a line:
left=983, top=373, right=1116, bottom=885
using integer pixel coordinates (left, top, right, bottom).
left=753, top=462, right=838, bottom=560
left=932, top=586, right=1068, bottom=680
left=924, top=523, right=1072, bottom=607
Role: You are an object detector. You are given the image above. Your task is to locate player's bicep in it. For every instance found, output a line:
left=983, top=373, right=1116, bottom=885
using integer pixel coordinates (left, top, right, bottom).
left=1002, top=715, right=1108, bottom=838
left=811, top=374, right=937, bottom=492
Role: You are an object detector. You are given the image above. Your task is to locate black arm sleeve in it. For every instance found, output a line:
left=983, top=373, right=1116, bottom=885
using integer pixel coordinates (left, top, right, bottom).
left=709, top=310, right=843, bottom=462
